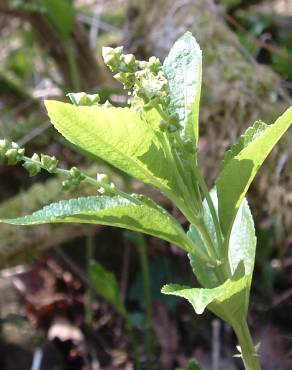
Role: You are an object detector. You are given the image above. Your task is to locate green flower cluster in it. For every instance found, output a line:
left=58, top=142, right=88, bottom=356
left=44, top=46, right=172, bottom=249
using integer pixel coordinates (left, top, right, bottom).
left=103, top=47, right=172, bottom=113
left=0, top=139, right=24, bottom=165
left=0, top=139, right=119, bottom=195
left=62, top=167, right=85, bottom=191
left=67, top=92, right=100, bottom=106
left=102, top=46, right=186, bottom=146
left=23, top=153, right=58, bottom=175
left=96, top=173, right=115, bottom=195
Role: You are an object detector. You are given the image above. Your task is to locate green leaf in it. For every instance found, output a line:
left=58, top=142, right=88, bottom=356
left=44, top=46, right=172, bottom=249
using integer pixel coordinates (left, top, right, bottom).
left=162, top=271, right=249, bottom=318
left=188, top=225, right=218, bottom=288
left=0, top=195, right=190, bottom=252
left=43, top=0, right=75, bottom=42
left=45, top=101, right=180, bottom=199
left=187, top=361, right=203, bottom=370
left=176, top=360, right=203, bottom=370
left=221, top=120, right=268, bottom=171
left=216, top=106, right=292, bottom=238
left=163, top=31, right=202, bottom=145
left=188, top=189, right=256, bottom=293
left=90, top=259, right=126, bottom=316
left=228, top=198, right=256, bottom=277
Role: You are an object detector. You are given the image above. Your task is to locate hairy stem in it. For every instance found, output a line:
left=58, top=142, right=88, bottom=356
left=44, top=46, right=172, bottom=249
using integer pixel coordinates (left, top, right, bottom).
left=195, top=217, right=219, bottom=261
left=63, top=41, right=81, bottom=91
left=134, top=234, right=153, bottom=368
left=85, top=230, right=94, bottom=325
left=193, top=164, right=223, bottom=250
left=124, top=314, right=141, bottom=370
left=233, top=320, right=262, bottom=370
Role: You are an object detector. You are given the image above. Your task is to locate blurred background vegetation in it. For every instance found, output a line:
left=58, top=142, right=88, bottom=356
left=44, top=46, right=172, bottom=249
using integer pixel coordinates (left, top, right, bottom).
left=0, top=1, right=291, bottom=369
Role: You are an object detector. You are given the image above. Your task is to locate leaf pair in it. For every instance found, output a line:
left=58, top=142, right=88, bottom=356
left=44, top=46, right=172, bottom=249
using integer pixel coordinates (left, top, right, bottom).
left=163, top=103, right=291, bottom=321
left=164, top=191, right=255, bottom=323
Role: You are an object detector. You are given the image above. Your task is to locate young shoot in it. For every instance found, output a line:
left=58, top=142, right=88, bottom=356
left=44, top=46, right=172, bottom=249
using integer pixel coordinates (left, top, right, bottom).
left=1, top=32, right=291, bottom=370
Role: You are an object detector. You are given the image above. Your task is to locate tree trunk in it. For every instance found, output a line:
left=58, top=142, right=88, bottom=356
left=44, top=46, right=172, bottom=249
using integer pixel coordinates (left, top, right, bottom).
left=126, top=0, right=292, bottom=234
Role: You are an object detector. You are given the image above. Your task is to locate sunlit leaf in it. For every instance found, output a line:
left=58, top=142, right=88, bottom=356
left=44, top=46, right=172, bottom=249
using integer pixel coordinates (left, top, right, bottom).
left=45, top=101, right=181, bottom=200
left=216, top=106, right=292, bottom=239
left=163, top=31, right=202, bottom=145
left=0, top=195, right=191, bottom=252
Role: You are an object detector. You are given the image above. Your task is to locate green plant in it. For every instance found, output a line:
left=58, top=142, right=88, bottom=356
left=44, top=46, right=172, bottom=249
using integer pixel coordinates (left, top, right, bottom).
left=89, top=257, right=140, bottom=369
left=12, top=0, right=79, bottom=90
left=0, top=32, right=291, bottom=370
left=126, top=232, right=153, bottom=368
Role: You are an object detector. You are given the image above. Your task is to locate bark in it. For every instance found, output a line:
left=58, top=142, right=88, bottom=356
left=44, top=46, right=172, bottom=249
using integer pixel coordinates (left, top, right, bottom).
left=126, top=0, right=292, bottom=233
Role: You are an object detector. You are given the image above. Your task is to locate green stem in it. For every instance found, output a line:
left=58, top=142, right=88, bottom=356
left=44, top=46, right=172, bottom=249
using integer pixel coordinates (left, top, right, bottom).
left=232, top=320, right=262, bottom=370
left=23, top=155, right=215, bottom=265
left=193, top=164, right=223, bottom=250
left=195, top=218, right=227, bottom=282
left=23, top=155, right=141, bottom=205
left=135, top=234, right=153, bottom=369
left=195, top=217, right=219, bottom=261
left=124, top=314, right=141, bottom=370
left=82, top=174, right=140, bottom=204
left=63, top=41, right=81, bottom=91
left=154, top=107, right=202, bottom=221
left=85, top=230, right=94, bottom=325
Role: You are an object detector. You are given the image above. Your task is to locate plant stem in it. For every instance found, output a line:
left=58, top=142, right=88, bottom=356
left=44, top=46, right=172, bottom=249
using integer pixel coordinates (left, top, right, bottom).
left=233, top=320, right=262, bottom=370
left=135, top=234, right=153, bottom=369
left=63, top=41, right=81, bottom=91
left=195, top=217, right=219, bottom=261
left=85, top=229, right=94, bottom=325
left=124, top=314, right=141, bottom=370
left=193, top=164, right=223, bottom=249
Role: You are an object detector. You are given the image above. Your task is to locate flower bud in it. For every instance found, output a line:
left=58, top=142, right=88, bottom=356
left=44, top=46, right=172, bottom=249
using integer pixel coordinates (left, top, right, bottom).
left=96, top=173, right=110, bottom=185
left=159, top=120, right=168, bottom=132
left=102, top=46, right=124, bottom=72
left=62, top=179, right=73, bottom=191
left=67, top=92, right=100, bottom=106
left=69, top=166, right=85, bottom=181
left=169, top=113, right=180, bottom=127
left=183, top=139, right=196, bottom=154
left=138, top=61, right=148, bottom=69
left=148, top=56, right=162, bottom=74
left=41, top=154, right=58, bottom=173
left=0, top=139, right=10, bottom=159
left=122, top=54, right=137, bottom=72
left=23, top=153, right=41, bottom=176
left=97, top=181, right=116, bottom=195
left=114, top=72, right=135, bottom=89
left=167, top=124, right=178, bottom=133
left=5, top=142, right=24, bottom=165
